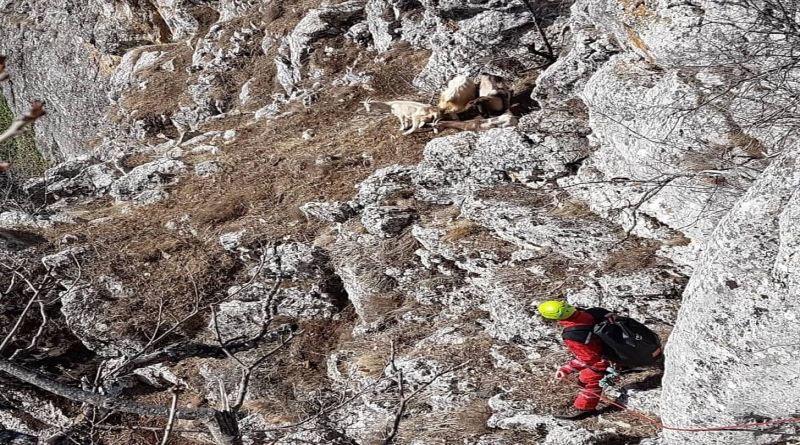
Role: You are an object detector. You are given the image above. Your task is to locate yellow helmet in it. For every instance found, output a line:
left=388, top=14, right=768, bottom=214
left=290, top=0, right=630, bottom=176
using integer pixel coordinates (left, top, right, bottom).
left=537, top=301, right=576, bottom=320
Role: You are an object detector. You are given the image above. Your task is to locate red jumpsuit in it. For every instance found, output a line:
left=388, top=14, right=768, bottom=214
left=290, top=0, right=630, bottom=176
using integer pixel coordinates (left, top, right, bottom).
left=558, top=311, right=608, bottom=410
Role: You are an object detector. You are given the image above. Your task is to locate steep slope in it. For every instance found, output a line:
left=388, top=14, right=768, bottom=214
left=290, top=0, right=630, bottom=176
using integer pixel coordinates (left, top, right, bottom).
left=0, top=0, right=798, bottom=444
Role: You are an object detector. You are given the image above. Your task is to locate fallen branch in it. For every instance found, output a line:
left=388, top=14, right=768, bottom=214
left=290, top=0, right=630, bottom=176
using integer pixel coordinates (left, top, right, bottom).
left=0, top=356, right=215, bottom=421
left=0, top=356, right=245, bottom=445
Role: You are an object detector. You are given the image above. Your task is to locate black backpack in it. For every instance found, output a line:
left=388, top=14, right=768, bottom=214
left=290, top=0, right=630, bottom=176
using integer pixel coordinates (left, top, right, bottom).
left=562, top=308, right=663, bottom=368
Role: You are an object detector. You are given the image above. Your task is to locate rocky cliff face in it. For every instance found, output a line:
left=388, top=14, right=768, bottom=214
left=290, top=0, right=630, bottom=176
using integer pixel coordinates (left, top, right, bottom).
left=661, top=144, right=800, bottom=445
left=1, top=0, right=799, bottom=444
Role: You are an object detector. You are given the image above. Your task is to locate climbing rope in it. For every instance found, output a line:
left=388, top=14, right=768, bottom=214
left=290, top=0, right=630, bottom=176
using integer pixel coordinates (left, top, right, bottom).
left=559, top=376, right=800, bottom=433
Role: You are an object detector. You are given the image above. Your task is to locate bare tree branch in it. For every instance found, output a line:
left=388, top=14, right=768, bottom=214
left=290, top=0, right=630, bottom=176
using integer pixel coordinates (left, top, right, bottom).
left=382, top=340, right=472, bottom=445
left=0, top=267, right=53, bottom=354
left=0, top=101, right=46, bottom=147
left=520, top=0, right=556, bottom=66
left=0, top=55, right=8, bottom=82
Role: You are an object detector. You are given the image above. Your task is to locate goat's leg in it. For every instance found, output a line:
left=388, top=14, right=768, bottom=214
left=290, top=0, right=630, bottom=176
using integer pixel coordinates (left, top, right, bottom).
left=397, top=116, right=409, bottom=131
left=403, top=116, right=420, bottom=136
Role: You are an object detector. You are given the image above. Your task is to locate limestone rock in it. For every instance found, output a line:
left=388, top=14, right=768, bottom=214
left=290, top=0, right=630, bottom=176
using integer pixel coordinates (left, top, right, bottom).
left=412, top=7, right=552, bottom=92
left=60, top=276, right=142, bottom=356
left=459, top=192, right=621, bottom=260
left=300, top=201, right=357, bottom=223
left=24, top=159, right=117, bottom=203
left=109, top=158, right=186, bottom=203
left=210, top=299, right=265, bottom=340
left=194, top=160, right=223, bottom=177
left=364, top=0, right=418, bottom=52
left=219, top=0, right=262, bottom=22
left=561, top=55, right=767, bottom=247
left=0, top=1, right=171, bottom=159
left=487, top=393, right=605, bottom=444
left=252, top=242, right=331, bottom=280
left=360, top=205, right=416, bottom=237
left=283, top=1, right=365, bottom=92
left=0, top=211, right=53, bottom=230
left=413, top=129, right=584, bottom=204
left=220, top=229, right=247, bottom=252
left=660, top=146, right=800, bottom=445
left=0, top=386, right=70, bottom=440
left=41, top=246, right=88, bottom=271
left=354, top=164, right=417, bottom=208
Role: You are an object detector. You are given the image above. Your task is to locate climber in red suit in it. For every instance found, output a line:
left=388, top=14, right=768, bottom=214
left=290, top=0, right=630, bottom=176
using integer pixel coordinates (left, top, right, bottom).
left=538, top=301, right=609, bottom=420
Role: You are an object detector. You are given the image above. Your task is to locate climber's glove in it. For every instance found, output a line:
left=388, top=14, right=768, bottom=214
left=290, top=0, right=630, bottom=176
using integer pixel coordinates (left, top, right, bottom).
left=555, top=365, right=577, bottom=380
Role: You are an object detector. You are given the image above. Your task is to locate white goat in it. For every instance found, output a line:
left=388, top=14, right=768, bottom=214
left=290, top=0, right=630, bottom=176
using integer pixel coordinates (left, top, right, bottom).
left=432, top=113, right=518, bottom=133
left=363, top=98, right=442, bottom=135
left=437, top=74, right=478, bottom=118
left=468, top=74, right=512, bottom=116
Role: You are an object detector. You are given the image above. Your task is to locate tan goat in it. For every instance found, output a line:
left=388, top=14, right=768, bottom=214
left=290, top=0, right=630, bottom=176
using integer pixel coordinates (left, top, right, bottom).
left=432, top=113, right=518, bottom=133
left=437, top=74, right=478, bottom=118
left=363, top=98, right=442, bottom=135
left=467, top=74, right=512, bottom=116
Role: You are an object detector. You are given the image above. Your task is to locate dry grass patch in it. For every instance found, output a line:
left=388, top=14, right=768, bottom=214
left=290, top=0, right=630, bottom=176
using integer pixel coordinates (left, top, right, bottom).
left=440, top=219, right=481, bottom=243
left=363, top=291, right=405, bottom=321
left=354, top=351, right=388, bottom=377
left=549, top=195, right=594, bottom=218
left=377, top=229, right=421, bottom=268
left=475, top=184, right=555, bottom=209
left=600, top=239, right=662, bottom=274
left=664, top=232, right=691, bottom=246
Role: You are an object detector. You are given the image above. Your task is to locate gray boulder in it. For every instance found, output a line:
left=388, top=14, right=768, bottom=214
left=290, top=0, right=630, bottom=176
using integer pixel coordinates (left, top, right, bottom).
left=361, top=205, right=416, bottom=237
left=23, top=159, right=118, bottom=202
left=249, top=242, right=331, bottom=280
left=194, top=160, right=223, bottom=178
left=0, top=2, right=172, bottom=159
left=460, top=192, right=621, bottom=260
left=412, top=7, right=552, bottom=92
left=282, top=1, right=365, bottom=92
left=300, top=201, right=357, bottom=223
left=109, top=159, right=186, bottom=203
left=60, top=276, right=142, bottom=356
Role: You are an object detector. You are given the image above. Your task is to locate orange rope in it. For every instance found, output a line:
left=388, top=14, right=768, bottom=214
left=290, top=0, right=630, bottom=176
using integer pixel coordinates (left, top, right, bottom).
left=559, top=376, right=800, bottom=432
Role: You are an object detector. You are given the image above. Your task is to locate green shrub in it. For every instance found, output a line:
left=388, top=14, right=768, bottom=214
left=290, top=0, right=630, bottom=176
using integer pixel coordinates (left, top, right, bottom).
left=0, top=94, right=48, bottom=179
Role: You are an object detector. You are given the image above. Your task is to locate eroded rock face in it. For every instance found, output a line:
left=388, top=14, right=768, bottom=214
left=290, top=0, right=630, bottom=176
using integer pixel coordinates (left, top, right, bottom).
left=661, top=147, right=800, bottom=445
left=0, top=1, right=172, bottom=160
left=280, top=1, right=365, bottom=93
left=410, top=4, right=555, bottom=91
left=23, top=158, right=118, bottom=203
left=414, top=129, right=588, bottom=204
left=561, top=55, right=767, bottom=247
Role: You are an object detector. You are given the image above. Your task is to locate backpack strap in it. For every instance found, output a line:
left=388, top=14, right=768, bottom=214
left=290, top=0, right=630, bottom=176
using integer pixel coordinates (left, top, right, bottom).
left=562, top=326, right=594, bottom=344
left=584, top=307, right=614, bottom=323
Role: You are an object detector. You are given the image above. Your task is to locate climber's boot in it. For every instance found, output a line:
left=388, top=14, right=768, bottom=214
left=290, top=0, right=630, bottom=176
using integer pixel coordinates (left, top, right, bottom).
left=554, top=407, right=598, bottom=421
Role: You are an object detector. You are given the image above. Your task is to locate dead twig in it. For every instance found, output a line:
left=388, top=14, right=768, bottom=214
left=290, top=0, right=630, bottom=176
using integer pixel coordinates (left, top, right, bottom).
left=382, top=340, right=472, bottom=445
left=162, top=384, right=185, bottom=445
